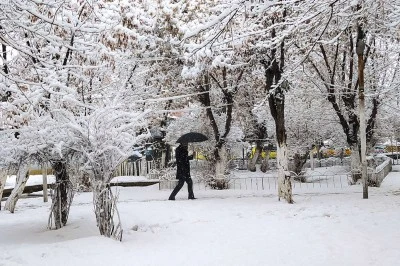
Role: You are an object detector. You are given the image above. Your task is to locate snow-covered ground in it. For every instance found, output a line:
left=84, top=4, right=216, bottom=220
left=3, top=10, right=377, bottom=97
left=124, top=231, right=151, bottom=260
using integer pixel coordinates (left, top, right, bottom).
left=4, top=175, right=56, bottom=189
left=4, top=175, right=149, bottom=189
left=1, top=166, right=400, bottom=266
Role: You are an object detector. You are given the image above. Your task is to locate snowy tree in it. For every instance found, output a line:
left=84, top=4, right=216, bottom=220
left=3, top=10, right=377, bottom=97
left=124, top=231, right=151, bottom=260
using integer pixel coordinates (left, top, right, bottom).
left=0, top=0, right=152, bottom=238
left=295, top=0, right=400, bottom=182
left=176, top=0, right=252, bottom=185
left=238, top=91, right=272, bottom=173
left=173, top=0, right=298, bottom=201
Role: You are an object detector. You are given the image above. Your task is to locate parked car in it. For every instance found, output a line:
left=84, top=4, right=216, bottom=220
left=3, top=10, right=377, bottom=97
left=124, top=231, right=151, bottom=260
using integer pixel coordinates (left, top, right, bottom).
left=374, top=145, right=386, bottom=154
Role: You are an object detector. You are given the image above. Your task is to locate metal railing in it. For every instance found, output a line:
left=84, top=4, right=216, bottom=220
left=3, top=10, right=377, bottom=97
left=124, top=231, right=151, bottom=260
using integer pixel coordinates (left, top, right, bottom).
left=159, top=172, right=354, bottom=192
left=116, top=155, right=392, bottom=191
left=303, top=157, right=351, bottom=168
left=113, top=159, right=156, bottom=177
left=370, top=158, right=392, bottom=186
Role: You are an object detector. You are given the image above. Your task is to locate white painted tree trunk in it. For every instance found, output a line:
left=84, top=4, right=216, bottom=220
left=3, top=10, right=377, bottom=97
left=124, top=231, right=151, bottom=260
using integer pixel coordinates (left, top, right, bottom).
left=310, top=149, right=314, bottom=170
left=277, top=144, right=293, bottom=203
left=5, top=163, right=29, bottom=213
left=260, top=150, right=270, bottom=173
left=0, top=169, right=8, bottom=209
left=357, top=31, right=368, bottom=198
left=42, top=164, right=48, bottom=203
left=248, top=148, right=260, bottom=172
left=210, top=145, right=230, bottom=190
left=215, top=145, right=228, bottom=178
left=350, top=144, right=361, bottom=184
left=161, top=150, right=166, bottom=168
left=351, top=144, right=360, bottom=169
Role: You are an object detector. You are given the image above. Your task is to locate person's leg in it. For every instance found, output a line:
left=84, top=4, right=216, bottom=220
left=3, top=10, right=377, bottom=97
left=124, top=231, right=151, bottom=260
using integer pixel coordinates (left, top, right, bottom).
left=186, top=177, right=196, bottom=199
left=169, top=179, right=185, bottom=200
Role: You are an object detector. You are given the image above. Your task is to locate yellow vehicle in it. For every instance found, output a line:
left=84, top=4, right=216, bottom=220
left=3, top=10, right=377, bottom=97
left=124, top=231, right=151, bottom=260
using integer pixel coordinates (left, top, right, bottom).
left=192, top=145, right=278, bottom=161
left=249, top=147, right=277, bottom=159
left=194, top=152, right=207, bottom=160
left=316, top=147, right=351, bottom=158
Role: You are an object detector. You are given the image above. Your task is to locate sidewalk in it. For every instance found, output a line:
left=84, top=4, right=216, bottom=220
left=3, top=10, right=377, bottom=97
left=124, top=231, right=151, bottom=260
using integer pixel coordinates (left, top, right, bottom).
left=379, top=165, right=400, bottom=191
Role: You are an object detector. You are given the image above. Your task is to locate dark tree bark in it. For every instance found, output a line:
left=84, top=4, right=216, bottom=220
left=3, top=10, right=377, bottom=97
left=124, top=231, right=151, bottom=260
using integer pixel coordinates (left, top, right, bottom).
left=0, top=26, right=11, bottom=102
left=308, top=25, right=378, bottom=183
left=261, top=13, right=293, bottom=203
left=49, top=161, right=74, bottom=229
left=197, top=68, right=243, bottom=186
left=242, top=90, right=269, bottom=172
left=291, top=152, right=310, bottom=182
left=92, top=180, right=122, bottom=240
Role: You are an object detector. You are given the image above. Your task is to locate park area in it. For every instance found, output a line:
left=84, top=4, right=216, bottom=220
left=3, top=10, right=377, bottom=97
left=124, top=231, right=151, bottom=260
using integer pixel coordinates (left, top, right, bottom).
left=1, top=164, right=400, bottom=266
left=1, top=1, right=400, bottom=266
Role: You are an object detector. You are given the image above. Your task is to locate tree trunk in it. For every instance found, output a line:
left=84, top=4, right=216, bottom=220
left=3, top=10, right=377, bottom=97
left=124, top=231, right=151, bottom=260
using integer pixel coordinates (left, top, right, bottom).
left=165, top=144, right=171, bottom=167
left=262, top=59, right=293, bottom=202
left=48, top=161, right=74, bottom=229
left=92, top=181, right=123, bottom=240
left=277, top=143, right=293, bottom=203
left=261, top=12, right=293, bottom=203
left=310, top=149, right=315, bottom=170
left=0, top=169, right=8, bottom=210
left=80, top=172, right=91, bottom=192
left=42, top=164, right=48, bottom=203
left=198, top=70, right=242, bottom=187
left=248, top=142, right=262, bottom=172
left=350, top=144, right=361, bottom=184
left=210, top=145, right=229, bottom=189
left=207, top=144, right=229, bottom=189
left=292, top=152, right=309, bottom=182
left=271, top=77, right=292, bottom=203
left=260, top=148, right=270, bottom=173
left=316, top=144, right=322, bottom=160
left=161, top=149, right=167, bottom=168
left=4, top=163, right=29, bottom=213
left=356, top=25, right=368, bottom=199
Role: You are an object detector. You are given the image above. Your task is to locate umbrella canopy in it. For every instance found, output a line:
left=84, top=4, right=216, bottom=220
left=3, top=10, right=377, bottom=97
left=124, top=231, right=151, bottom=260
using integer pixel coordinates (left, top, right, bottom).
left=176, top=132, right=208, bottom=143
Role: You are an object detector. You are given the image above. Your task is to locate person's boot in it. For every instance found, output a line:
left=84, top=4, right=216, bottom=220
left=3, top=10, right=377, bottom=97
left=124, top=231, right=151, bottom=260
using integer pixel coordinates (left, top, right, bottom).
left=187, top=178, right=196, bottom=199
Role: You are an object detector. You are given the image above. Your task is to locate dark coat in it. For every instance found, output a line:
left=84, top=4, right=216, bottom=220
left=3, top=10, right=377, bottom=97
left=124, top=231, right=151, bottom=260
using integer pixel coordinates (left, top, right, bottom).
left=175, top=145, right=193, bottom=179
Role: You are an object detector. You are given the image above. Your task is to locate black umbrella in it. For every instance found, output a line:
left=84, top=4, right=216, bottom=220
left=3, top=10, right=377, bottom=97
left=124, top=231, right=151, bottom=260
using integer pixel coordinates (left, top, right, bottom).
left=176, top=132, right=208, bottom=143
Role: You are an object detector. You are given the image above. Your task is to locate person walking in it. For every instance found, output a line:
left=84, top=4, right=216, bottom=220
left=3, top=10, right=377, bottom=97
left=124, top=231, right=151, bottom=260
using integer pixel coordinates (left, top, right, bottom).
left=169, top=143, right=196, bottom=200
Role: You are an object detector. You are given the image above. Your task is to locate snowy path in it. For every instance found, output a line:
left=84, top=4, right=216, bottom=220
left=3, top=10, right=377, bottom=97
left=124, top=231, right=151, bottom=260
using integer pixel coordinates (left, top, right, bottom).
left=1, top=168, right=400, bottom=266
left=379, top=165, right=400, bottom=191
